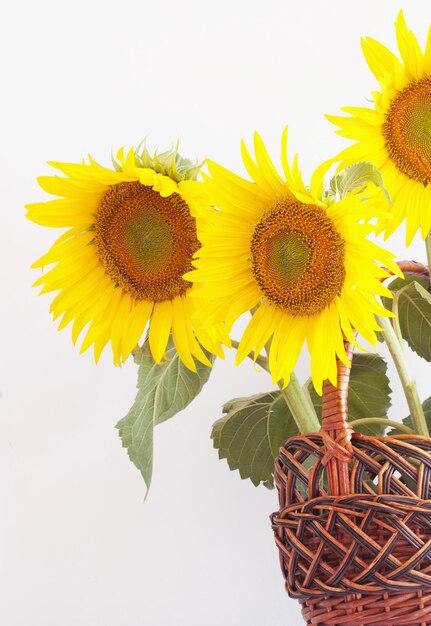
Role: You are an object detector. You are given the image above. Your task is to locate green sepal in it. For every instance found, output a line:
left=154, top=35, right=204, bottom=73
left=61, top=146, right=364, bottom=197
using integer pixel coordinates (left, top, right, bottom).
left=328, top=162, right=389, bottom=202
left=111, top=141, right=203, bottom=181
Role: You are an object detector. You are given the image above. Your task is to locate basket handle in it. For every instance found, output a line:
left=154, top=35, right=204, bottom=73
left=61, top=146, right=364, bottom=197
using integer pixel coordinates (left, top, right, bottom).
left=320, top=260, right=430, bottom=496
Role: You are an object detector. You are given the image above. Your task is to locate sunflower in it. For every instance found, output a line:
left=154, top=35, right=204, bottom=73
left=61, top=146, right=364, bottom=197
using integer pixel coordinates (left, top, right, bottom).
left=327, top=10, right=431, bottom=245
left=27, top=144, right=225, bottom=370
left=186, top=129, right=401, bottom=393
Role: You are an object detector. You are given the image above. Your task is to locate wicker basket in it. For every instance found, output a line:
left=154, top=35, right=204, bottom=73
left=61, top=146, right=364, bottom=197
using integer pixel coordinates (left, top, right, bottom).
left=271, top=262, right=431, bottom=626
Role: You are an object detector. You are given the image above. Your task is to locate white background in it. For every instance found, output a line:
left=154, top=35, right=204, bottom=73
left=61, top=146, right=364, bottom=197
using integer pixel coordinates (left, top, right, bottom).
left=2, top=1, right=431, bottom=625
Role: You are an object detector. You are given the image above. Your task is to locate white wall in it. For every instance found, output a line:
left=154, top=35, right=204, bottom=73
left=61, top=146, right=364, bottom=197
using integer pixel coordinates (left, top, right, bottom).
left=2, top=1, right=431, bottom=624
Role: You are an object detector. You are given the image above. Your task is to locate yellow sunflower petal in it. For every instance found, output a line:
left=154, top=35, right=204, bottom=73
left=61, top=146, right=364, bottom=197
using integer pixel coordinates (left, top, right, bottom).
left=423, top=23, right=431, bottom=72
left=361, top=36, right=403, bottom=83
left=253, top=132, right=285, bottom=195
left=120, top=299, right=154, bottom=362
left=272, top=313, right=308, bottom=387
left=236, top=301, right=276, bottom=364
left=149, top=299, right=173, bottom=363
left=395, top=10, right=423, bottom=80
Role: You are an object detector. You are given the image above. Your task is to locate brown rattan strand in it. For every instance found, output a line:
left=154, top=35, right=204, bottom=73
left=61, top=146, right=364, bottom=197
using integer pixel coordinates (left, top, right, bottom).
left=320, top=339, right=355, bottom=497
left=396, top=260, right=431, bottom=280
left=271, top=261, right=431, bottom=624
left=272, top=435, right=431, bottom=624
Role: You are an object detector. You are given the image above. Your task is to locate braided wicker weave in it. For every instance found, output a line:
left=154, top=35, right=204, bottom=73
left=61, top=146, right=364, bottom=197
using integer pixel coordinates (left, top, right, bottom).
left=271, top=261, right=431, bottom=625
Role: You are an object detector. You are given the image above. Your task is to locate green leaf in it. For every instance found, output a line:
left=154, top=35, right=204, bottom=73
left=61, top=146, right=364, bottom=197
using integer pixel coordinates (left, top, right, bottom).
left=116, top=337, right=214, bottom=494
left=391, top=397, right=431, bottom=434
left=306, top=353, right=391, bottom=436
left=212, top=391, right=300, bottom=487
left=329, top=162, right=389, bottom=201
left=397, top=281, right=431, bottom=361
left=380, top=274, right=428, bottom=312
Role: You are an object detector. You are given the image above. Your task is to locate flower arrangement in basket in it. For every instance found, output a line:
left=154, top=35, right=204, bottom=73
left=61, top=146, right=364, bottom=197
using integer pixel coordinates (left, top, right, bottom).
left=27, top=11, right=431, bottom=626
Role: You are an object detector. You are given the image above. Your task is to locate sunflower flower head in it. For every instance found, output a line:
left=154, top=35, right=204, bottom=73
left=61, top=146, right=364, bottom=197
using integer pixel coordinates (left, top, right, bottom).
left=327, top=10, right=431, bottom=245
left=27, top=143, right=225, bottom=370
left=187, top=129, right=401, bottom=394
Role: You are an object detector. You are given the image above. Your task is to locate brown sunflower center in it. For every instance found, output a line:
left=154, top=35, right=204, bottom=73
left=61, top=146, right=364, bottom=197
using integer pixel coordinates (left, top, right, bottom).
left=94, top=180, right=200, bottom=302
left=383, top=76, right=431, bottom=185
left=250, top=198, right=345, bottom=316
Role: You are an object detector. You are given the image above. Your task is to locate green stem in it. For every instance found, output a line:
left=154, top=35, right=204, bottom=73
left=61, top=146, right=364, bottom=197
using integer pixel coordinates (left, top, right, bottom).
left=391, top=292, right=404, bottom=345
left=425, top=232, right=431, bottom=283
left=349, top=417, right=415, bottom=435
left=231, top=339, right=320, bottom=434
left=278, top=374, right=321, bottom=434
left=377, top=315, right=429, bottom=437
